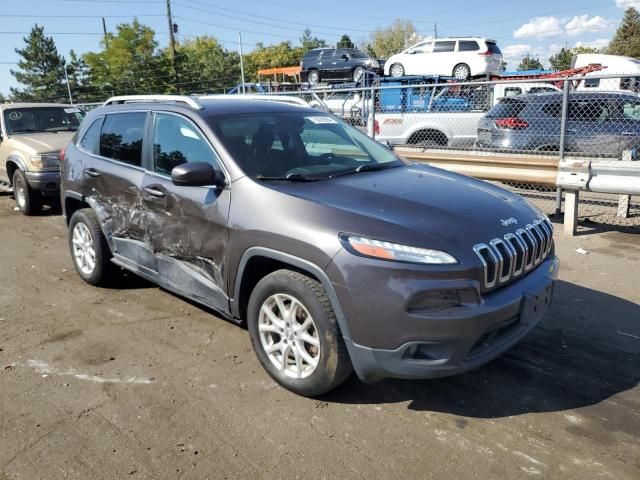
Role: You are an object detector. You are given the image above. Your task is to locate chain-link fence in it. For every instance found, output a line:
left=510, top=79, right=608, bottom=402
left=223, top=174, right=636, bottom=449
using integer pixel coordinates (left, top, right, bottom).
left=278, top=74, right=640, bottom=231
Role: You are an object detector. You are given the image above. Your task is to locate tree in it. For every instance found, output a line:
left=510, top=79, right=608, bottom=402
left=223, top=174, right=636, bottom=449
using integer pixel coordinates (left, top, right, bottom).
left=300, top=29, right=326, bottom=54
left=84, top=19, right=171, bottom=97
left=549, top=46, right=600, bottom=71
left=517, top=55, right=544, bottom=71
left=365, top=20, right=417, bottom=59
left=608, top=7, right=640, bottom=58
left=10, top=25, right=67, bottom=102
left=173, top=36, right=240, bottom=94
left=243, top=41, right=303, bottom=81
left=337, top=34, right=354, bottom=49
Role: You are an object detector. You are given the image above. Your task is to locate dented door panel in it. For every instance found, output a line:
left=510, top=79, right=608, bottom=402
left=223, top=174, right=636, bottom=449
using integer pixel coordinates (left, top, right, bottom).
left=141, top=172, right=230, bottom=308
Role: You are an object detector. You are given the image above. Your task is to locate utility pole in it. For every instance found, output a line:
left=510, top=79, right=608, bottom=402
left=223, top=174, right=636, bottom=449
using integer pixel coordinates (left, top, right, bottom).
left=102, top=17, right=109, bottom=48
left=166, top=0, right=179, bottom=91
left=63, top=64, right=73, bottom=104
left=434, top=23, right=438, bottom=39
left=238, top=30, right=246, bottom=94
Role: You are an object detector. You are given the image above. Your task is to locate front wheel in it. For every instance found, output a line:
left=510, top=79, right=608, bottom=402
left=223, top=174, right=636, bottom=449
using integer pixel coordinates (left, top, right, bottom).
left=389, top=63, right=405, bottom=77
left=12, top=169, right=41, bottom=215
left=353, top=66, right=365, bottom=82
left=247, top=270, right=353, bottom=397
left=68, top=208, right=115, bottom=286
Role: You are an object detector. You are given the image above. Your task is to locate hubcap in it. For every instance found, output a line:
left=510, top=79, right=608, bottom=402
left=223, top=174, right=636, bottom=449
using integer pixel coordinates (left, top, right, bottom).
left=258, top=293, right=320, bottom=379
left=309, top=71, right=319, bottom=83
left=354, top=68, right=364, bottom=81
left=391, top=64, right=403, bottom=77
left=14, top=179, right=26, bottom=209
left=454, top=66, right=469, bottom=79
left=72, top=222, right=96, bottom=276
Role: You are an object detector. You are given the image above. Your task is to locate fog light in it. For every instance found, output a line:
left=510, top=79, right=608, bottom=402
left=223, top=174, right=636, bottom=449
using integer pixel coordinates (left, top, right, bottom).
left=408, top=289, right=478, bottom=313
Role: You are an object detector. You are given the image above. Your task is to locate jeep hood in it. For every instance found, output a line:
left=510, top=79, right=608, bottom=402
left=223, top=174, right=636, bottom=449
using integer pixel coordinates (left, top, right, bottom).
left=265, top=164, right=543, bottom=248
left=8, top=132, right=74, bottom=155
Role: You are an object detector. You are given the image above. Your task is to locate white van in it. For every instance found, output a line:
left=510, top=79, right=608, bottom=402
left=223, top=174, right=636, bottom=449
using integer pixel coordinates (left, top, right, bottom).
left=572, top=54, right=640, bottom=92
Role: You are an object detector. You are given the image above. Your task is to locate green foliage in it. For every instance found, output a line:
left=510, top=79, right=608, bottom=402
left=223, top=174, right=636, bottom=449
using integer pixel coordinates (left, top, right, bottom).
left=173, top=36, right=240, bottom=94
left=10, top=25, right=68, bottom=102
left=337, top=34, right=355, bottom=49
left=243, top=41, right=303, bottom=81
left=517, top=55, right=544, bottom=71
left=83, top=19, right=171, bottom=97
left=608, top=7, right=640, bottom=58
left=365, top=20, right=417, bottom=59
left=300, top=29, right=326, bottom=54
left=549, top=46, right=600, bottom=71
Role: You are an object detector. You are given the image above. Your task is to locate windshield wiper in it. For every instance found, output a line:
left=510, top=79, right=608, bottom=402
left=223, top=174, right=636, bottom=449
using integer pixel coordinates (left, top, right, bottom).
left=328, top=161, right=402, bottom=178
left=256, top=173, right=319, bottom=182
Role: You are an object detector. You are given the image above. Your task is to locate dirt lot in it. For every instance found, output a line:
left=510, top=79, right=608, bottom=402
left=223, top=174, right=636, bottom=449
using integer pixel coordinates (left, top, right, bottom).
left=0, top=192, right=639, bottom=480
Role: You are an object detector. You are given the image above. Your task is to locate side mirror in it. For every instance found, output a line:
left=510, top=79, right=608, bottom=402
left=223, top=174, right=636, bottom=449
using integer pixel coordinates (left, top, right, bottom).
left=171, top=162, right=225, bottom=188
left=406, top=49, right=416, bottom=55
left=381, top=141, right=395, bottom=151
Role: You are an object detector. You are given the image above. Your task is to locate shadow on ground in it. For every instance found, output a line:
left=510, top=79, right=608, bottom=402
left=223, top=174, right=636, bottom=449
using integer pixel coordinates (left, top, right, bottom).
left=323, top=280, right=640, bottom=418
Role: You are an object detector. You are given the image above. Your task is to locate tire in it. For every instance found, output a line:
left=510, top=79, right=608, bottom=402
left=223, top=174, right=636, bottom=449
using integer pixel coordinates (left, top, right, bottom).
left=389, top=63, right=405, bottom=77
left=453, top=63, right=471, bottom=80
left=247, top=269, right=353, bottom=397
left=12, top=169, right=41, bottom=216
left=353, top=66, right=365, bottom=82
left=307, top=70, right=320, bottom=84
left=68, top=208, right=115, bottom=286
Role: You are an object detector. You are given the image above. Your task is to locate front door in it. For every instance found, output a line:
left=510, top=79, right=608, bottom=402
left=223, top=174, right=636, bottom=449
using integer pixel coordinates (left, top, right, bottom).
left=141, top=111, right=231, bottom=309
left=565, top=99, right=624, bottom=156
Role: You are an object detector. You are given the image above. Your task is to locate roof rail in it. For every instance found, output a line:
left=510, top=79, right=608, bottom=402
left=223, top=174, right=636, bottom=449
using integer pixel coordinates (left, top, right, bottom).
left=103, top=95, right=204, bottom=110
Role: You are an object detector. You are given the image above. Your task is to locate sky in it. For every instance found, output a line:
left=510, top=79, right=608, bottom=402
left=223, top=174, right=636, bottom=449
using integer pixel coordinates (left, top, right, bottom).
left=1, top=0, right=639, bottom=95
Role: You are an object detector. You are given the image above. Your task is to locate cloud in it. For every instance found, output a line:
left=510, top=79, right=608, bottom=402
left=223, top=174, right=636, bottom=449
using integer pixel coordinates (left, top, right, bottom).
left=574, top=38, right=610, bottom=50
left=565, top=15, right=609, bottom=36
left=514, top=16, right=562, bottom=39
left=615, top=0, right=640, bottom=9
left=502, top=44, right=533, bottom=61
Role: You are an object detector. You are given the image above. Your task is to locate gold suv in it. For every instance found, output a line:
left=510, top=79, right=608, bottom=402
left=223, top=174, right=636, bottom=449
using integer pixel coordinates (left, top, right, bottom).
left=0, top=103, right=84, bottom=214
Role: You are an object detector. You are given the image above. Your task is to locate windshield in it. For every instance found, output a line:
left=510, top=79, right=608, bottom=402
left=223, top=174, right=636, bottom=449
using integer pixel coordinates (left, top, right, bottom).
left=3, top=107, right=84, bottom=135
left=209, top=112, right=402, bottom=180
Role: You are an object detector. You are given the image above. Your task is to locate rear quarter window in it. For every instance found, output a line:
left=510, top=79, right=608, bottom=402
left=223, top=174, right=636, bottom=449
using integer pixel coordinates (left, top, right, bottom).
left=78, top=117, right=103, bottom=155
left=458, top=41, right=480, bottom=52
left=486, top=99, right=526, bottom=118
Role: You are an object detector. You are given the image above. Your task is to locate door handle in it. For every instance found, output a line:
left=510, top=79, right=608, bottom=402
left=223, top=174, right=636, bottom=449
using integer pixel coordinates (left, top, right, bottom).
left=83, top=168, right=101, bottom=178
left=621, top=131, right=636, bottom=136
left=143, top=185, right=166, bottom=198
left=566, top=129, right=577, bottom=134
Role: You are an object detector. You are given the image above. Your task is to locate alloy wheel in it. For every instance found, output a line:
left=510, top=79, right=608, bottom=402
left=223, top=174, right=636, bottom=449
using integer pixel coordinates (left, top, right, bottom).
left=14, top=177, right=26, bottom=209
left=258, top=293, right=321, bottom=379
left=72, top=222, right=96, bottom=276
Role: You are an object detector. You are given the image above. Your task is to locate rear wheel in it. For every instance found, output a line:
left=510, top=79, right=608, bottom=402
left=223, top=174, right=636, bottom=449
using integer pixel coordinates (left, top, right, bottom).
left=453, top=63, right=471, bottom=80
left=389, top=63, right=405, bottom=77
left=12, top=169, right=41, bottom=216
left=68, top=208, right=115, bottom=286
left=307, top=70, right=320, bottom=84
left=247, top=269, right=353, bottom=397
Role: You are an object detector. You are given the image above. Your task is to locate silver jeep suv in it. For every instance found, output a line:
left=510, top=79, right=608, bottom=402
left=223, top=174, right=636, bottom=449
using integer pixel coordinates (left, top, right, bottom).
left=0, top=103, right=84, bottom=214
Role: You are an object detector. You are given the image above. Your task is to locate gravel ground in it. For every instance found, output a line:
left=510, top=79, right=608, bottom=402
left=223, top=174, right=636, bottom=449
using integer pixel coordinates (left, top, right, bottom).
left=0, top=192, right=639, bottom=480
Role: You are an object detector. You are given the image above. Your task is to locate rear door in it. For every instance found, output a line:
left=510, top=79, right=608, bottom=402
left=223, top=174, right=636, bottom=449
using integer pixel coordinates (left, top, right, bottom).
left=141, top=111, right=231, bottom=308
left=432, top=41, right=457, bottom=76
left=609, top=97, right=640, bottom=158
left=80, top=111, right=153, bottom=269
left=565, top=99, right=622, bottom=156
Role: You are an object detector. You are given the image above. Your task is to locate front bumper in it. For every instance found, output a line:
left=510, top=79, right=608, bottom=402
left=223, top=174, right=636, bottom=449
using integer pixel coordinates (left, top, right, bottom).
left=25, top=170, right=60, bottom=193
left=329, top=253, right=559, bottom=383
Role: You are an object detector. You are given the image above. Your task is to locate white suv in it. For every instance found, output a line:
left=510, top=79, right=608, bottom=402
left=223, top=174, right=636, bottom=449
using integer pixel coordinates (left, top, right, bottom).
left=384, top=37, right=503, bottom=80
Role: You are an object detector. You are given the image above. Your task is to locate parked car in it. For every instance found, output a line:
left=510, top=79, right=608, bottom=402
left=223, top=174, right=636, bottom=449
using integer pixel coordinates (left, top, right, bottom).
left=301, top=48, right=382, bottom=84
left=476, top=92, right=640, bottom=157
left=0, top=103, right=84, bottom=214
left=384, top=37, right=503, bottom=80
left=61, top=94, right=558, bottom=396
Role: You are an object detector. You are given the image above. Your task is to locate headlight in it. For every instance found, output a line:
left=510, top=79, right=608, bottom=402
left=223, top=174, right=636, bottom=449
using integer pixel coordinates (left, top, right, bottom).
left=342, top=235, right=457, bottom=265
left=366, top=59, right=380, bottom=68
left=29, top=153, right=60, bottom=169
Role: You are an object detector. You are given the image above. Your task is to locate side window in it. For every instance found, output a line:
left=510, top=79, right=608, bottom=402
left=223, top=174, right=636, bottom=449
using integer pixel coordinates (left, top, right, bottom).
left=78, top=117, right=103, bottom=155
left=529, top=87, right=558, bottom=94
left=568, top=101, right=611, bottom=122
left=153, top=113, right=219, bottom=175
left=99, top=113, right=146, bottom=166
left=412, top=42, right=432, bottom=53
left=584, top=78, right=600, bottom=88
left=458, top=41, right=480, bottom=52
left=433, top=41, right=456, bottom=53
left=541, top=103, right=562, bottom=117
left=504, top=87, right=523, bottom=97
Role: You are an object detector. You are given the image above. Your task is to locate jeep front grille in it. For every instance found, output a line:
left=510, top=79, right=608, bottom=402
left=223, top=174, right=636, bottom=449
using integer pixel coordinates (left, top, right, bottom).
left=473, top=218, right=553, bottom=290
